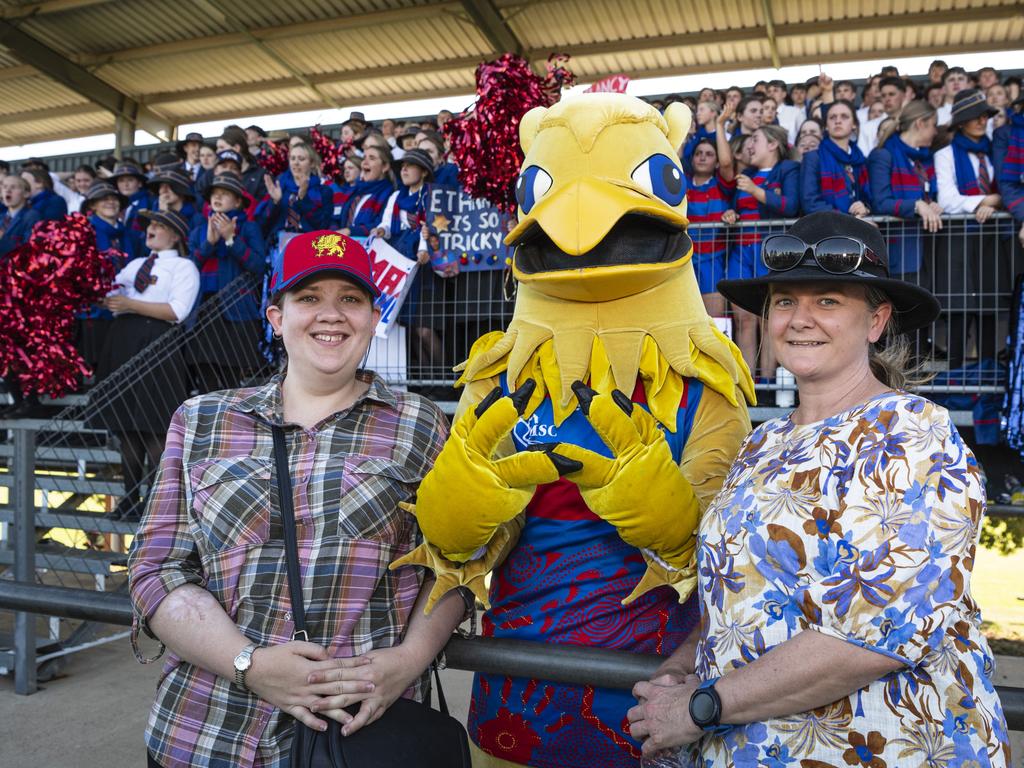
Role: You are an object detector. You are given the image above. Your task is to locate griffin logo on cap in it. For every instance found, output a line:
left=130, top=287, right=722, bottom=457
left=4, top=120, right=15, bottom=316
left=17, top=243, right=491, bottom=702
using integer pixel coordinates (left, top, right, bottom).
left=312, top=233, right=346, bottom=259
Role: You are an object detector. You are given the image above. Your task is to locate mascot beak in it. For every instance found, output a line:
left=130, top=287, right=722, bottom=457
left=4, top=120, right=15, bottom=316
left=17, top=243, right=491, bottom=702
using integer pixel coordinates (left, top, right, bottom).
left=506, top=176, right=689, bottom=256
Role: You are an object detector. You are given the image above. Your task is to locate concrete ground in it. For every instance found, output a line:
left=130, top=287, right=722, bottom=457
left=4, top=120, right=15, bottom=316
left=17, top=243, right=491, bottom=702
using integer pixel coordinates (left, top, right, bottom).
left=0, top=635, right=1020, bottom=767
left=0, top=634, right=474, bottom=768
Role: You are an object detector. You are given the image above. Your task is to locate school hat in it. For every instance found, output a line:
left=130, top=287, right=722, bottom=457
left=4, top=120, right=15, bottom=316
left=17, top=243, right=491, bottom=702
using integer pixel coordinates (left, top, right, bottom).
left=215, top=149, right=244, bottom=167
left=136, top=208, right=190, bottom=245
left=269, top=230, right=380, bottom=298
left=342, top=111, right=367, bottom=127
left=109, top=162, right=147, bottom=182
left=204, top=172, right=247, bottom=201
left=396, top=148, right=434, bottom=180
left=79, top=180, right=127, bottom=213
left=949, top=88, right=998, bottom=128
left=716, top=211, right=940, bottom=332
left=147, top=168, right=195, bottom=200
left=175, top=131, right=204, bottom=155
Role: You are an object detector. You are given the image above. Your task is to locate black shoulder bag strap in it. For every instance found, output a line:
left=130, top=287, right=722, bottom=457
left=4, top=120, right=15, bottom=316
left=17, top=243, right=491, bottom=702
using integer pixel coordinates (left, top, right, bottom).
left=270, top=424, right=449, bottom=714
left=272, top=425, right=309, bottom=642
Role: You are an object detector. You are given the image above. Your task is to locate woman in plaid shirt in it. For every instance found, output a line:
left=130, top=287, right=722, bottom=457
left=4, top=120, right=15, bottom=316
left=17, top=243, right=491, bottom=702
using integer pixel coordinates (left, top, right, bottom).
left=129, top=231, right=468, bottom=768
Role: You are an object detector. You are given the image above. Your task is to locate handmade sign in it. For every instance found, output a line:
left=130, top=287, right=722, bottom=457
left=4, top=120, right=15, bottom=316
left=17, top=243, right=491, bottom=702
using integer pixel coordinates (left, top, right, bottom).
left=425, top=186, right=512, bottom=272
left=365, top=236, right=418, bottom=338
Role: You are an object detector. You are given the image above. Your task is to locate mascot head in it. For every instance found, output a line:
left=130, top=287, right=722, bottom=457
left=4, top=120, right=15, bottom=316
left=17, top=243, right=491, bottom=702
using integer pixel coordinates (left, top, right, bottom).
left=506, top=94, right=692, bottom=302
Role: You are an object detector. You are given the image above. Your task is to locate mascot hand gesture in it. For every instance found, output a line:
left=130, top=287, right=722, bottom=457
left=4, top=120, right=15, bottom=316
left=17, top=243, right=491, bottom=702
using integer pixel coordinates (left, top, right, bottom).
left=554, top=382, right=697, bottom=568
left=414, top=380, right=574, bottom=563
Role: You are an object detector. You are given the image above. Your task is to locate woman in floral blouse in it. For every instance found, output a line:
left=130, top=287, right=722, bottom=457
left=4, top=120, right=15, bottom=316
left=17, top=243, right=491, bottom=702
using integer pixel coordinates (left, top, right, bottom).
left=627, top=211, right=1010, bottom=767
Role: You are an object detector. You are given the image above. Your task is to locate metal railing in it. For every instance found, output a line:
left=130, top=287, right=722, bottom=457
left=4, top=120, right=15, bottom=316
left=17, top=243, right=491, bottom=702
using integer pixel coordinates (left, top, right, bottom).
left=0, top=579, right=1021, bottom=733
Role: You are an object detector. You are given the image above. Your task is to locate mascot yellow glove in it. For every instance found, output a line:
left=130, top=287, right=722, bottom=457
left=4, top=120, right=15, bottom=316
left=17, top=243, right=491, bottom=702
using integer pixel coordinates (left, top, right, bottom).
left=553, top=381, right=698, bottom=568
left=415, top=381, right=573, bottom=562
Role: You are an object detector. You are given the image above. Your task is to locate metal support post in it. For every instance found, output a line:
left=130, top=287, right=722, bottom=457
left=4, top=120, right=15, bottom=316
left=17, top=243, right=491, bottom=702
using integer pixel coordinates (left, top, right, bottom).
left=13, top=427, right=37, bottom=695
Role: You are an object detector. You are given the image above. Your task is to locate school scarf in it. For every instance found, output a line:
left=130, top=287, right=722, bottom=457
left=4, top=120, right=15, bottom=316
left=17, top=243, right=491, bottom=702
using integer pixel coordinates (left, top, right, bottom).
left=330, top=181, right=357, bottom=218
left=951, top=132, right=994, bottom=195
left=817, top=136, right=870, bottom=211
left=883, top=134, right=937, bottom=204
left=390, top=184, right=430, bottom=231
left=342, top=178, right=394, bottom=236
left=276, top=170, right=327, bottom=231
left=1000, top=110, right=1024, bottom=187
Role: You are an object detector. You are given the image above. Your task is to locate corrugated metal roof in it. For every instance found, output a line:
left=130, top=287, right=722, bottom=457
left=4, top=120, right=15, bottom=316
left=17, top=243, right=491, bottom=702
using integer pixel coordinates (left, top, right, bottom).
left=0, top=0, right=1020, bottom=148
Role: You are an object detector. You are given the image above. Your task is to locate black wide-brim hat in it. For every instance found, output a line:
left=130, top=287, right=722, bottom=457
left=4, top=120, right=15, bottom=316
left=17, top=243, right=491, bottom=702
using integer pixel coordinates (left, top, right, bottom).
left=949, top=88, right=999, bottom=128
left=176, top=132, right=204, bottom=153
left=109, top=162, right=147, bottom=182
left=147, top=168, right=196, bottom=201
left=79, top=180, right=127, bottom=214
left=137, top=208, right=190, bottom=245
left=397, top=148, right=434, bottom=180
left=716, top=211, right=941, bottom=333
left=204, top=172, right=247, bottom=201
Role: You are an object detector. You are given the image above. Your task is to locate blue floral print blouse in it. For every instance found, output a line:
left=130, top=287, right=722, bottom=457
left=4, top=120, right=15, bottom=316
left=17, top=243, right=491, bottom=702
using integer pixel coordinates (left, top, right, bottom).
left=692, top=392, right=1010, bottom=767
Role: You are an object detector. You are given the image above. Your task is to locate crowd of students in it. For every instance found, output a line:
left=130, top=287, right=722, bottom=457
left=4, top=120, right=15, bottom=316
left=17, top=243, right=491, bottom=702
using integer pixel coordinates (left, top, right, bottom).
left=1, top=59, right=1023, bottom=400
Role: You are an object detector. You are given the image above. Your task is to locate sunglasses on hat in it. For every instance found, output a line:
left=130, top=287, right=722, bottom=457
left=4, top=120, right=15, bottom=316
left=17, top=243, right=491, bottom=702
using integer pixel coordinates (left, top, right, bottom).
left=761, top=234, right=883, bottom=276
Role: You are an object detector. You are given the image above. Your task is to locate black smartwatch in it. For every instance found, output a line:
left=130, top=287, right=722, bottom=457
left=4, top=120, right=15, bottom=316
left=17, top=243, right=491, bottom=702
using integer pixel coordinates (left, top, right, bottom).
left=688, top=678, right=723, bottom=730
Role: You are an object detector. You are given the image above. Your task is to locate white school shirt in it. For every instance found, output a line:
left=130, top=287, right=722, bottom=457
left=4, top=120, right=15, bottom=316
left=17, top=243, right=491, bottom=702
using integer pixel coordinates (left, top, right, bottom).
left=937, top=102, right=953, bottom=126
left=934, top=144, right=994, bottom=214
left=111, top=249, right=201, bottom=323
left=775, top=103, right=803, bottom=145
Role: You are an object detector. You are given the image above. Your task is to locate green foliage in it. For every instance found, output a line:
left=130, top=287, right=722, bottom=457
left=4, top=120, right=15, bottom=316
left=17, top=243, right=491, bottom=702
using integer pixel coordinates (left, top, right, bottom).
left=979, top=515, right=1024, bottom=555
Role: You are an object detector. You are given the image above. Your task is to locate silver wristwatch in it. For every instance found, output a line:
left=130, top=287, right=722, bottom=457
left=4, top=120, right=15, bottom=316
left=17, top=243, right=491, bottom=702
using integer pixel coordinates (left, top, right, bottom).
left=233, top=643, right=258, bottom=689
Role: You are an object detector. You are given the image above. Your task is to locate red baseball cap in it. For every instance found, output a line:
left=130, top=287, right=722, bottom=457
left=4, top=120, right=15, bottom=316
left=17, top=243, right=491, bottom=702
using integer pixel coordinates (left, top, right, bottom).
left=269, top=230, right=380, bottom=298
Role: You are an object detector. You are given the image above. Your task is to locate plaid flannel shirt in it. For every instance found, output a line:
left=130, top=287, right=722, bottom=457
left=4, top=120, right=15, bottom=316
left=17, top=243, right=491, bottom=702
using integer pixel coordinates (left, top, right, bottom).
left=128, top=372, right=448, bottom=768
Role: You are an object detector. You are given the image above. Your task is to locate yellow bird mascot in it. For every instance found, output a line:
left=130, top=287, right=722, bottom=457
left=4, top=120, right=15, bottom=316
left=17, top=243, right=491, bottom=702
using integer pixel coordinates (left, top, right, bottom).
left=393, top=93, right=754, bottom=767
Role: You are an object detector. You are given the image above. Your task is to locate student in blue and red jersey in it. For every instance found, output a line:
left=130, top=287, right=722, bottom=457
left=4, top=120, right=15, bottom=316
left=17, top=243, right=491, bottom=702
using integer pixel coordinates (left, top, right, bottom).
left=186, top=171, right=267, bottom=393
left=335, top=144, right=395, bottom=236
left=328, top=156, right=361, bottom=226
left=868, top=100, right=942, bottom=284
left=936, top=88, right=1006, bottom=369
left=800, top=100, right=872, bottom=217
left=259, top=142, right=332, bottom=240
left=0, top=174, right=41, bottom=258
left=994, top=95, right=1024, bottom=248
left=685, top=103, right=736, bottom=317
left=77, top=180, right=138, bottom=371
left=110, top=162, right=151, bottom=241
left=21, top=168, right=68, bottom=222
left=722, top=123, right=799, bottom=378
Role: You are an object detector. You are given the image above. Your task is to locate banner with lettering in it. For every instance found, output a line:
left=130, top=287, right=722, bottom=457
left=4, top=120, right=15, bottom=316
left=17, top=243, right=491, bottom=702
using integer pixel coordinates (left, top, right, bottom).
left=365, top=236, right=418, bottom=338
left=424, top=187, right=513, bottom=272
left=585, top=74, right=630, bottom=93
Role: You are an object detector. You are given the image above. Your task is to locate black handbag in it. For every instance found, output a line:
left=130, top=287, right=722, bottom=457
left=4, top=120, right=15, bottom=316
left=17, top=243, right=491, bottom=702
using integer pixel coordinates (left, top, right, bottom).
left=271, top=426, right=471, bottom=768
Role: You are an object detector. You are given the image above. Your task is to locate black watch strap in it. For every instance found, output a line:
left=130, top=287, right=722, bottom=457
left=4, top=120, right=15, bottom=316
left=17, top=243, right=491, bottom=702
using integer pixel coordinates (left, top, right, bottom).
left=688, top=678, right=723, bottom=730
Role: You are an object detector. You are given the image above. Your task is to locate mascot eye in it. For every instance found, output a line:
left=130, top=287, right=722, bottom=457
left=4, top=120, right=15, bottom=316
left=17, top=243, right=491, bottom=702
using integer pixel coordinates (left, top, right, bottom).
left=515, top=166, right=553, bottom=214
left=631, top=155, right=686, bottom=206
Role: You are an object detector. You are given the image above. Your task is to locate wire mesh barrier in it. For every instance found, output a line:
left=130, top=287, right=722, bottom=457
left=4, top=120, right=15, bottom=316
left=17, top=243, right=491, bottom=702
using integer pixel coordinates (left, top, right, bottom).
left=0, top=214, right=1022, bottom=691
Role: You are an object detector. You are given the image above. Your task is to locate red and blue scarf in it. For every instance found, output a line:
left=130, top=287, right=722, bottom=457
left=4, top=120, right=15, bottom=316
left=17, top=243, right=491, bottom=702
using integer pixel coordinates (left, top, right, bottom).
left=883, top=134, right=936, bottom=206
left=817, top=136, right=869, bottom=211
left=951, top=132, right=994, bottom=196
left=341, top=178, right=394, bottom=237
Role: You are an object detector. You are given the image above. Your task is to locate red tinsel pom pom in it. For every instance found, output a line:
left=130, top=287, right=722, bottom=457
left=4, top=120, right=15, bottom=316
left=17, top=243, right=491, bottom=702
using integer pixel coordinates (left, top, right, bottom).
left=0, top=213, right=119, bottom=398
left=444, top=52, right=573, bottom=213
left=256, top=140, right=289, bottom=177
left=310, top=125, right=344, bottom=184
